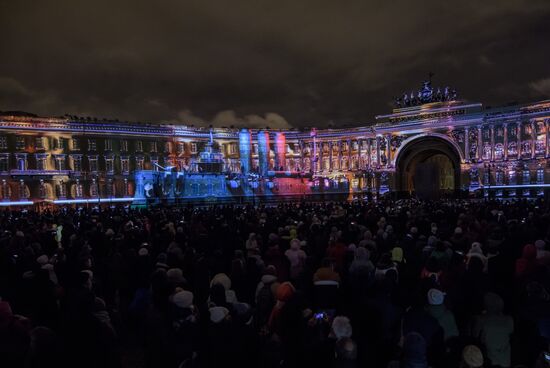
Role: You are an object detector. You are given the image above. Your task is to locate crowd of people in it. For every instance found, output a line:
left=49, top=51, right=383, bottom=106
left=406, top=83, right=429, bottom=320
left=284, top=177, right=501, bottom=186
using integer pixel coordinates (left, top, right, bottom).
left=1, top=199, right=550, bottom=368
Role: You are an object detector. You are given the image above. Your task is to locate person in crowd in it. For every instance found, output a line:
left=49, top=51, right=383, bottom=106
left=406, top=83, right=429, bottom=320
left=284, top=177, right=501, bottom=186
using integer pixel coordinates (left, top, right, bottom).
left=425, top=288, right=459, bottom=342
left=0, top=199, right=548, bottom=368
left=472, top=292, right=514, bottom=368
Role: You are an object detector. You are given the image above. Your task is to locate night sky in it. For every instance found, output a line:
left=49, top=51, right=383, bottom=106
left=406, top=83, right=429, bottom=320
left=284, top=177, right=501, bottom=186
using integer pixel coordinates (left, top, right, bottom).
left=1, top=0, right=550, bottom=128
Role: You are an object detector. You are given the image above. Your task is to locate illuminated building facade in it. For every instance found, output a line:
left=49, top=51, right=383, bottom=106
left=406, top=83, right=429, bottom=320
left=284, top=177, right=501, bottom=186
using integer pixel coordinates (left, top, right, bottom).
left=1, top=80, right=549, bottom=206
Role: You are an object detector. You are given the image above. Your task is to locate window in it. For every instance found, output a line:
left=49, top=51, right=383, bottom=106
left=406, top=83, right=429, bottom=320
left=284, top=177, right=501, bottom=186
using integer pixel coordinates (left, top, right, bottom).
left=0, top=155, right=9, bottom=171
left=135, top=158, right=144, bottom=171
left=177, top=143, right=184, bottom=154
left=36, top=155, right=47, bottom=170
left=72, top=156, right=82, bottom=172
left=57, top=181, right=67, bottom=198
left=323, top=157, right=329, bottom=171
left=88, top=139, right=97, bottom=151
left=0, top=136, right=7, bottom=150
left=54, top=156, right=65, bottom=171
left=150, top=141, right=157, bottom=152
left=120, top=140, right=128, bottom=152
left=53, top=138, right=63, bottom=150
left=105, top=157, right=114, bottom=173
left=16, top=137, right=25, bottom=150
left=88, top=156, right=98, bottom=172
left=90, top=179, right=98, bottom=197
left=508, top=170, right=516, bottom=185
left=191, top=143, right=197, bottom=154
left=16, top=155, right=27, bottom=171
left=106, top=179, right=114, bottom=197
left=72, top=138, right=80, bottom=150
left=494, top=144, right=504, bottom=160
left=496, top=171, right=504, bottom=185
left=121, top=158, right=129, bottom=173
left=135, top=140, right=143, bottom=152
left=523, top=170, right=531, bottom=184
left=229, top=144, right=238, bottom=155
left=35, top=137, right=45, bottom=150
left=39, top=180, right=47, bottom=199
left=75, top=181, right=83, bottom=198
left=537, top=168, right=544, bottom=184
left=105, top=139, right=113, bottom=151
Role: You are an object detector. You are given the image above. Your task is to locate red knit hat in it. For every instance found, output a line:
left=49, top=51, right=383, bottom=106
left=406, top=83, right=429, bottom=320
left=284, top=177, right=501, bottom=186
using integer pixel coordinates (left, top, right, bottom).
left=276, top=282, right=295, bottom=302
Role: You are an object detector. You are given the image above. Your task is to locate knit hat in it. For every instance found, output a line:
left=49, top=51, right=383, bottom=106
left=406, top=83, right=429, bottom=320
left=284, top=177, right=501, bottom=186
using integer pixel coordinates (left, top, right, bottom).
left=172, top=290, right=194, bottom=308
left=138, top=247, right=149, bottom=256
left=462, top=345, right=483, bottom=367
left=232, top=302, right=253, bottom=324
left=276, top=282, right=295, bottom=302
left=391, top=247, right=404, bottom=263
left=155, top=253, right=169, bottom=269
left=535, top=239, right=546, bottom=250
left=209, top=306, right=229, bottom=323
left=36, top=255, right=49, bottom=265
left=167, top=268, right=186, bottom=284
left=332, top=316, right=353, bottom=340
left=454, top=227, right=463, bottom=235
left=427, top=288, right=445, bottom=305
left=210, top=273, right=231, bottom=290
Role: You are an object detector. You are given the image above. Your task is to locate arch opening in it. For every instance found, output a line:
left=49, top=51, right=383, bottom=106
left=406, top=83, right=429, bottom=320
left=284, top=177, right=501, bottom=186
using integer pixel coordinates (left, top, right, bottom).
left=396, top=136, right=461, bottom=199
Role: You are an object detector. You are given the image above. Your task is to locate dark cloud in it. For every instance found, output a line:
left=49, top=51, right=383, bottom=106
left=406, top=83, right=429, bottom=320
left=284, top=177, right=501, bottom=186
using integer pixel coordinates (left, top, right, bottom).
left=1, top=0, right=549, bottom=127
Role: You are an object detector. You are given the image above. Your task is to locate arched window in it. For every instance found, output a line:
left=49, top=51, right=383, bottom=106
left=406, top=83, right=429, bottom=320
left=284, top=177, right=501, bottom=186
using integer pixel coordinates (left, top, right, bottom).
left=494, top=144, right=504, bottom=160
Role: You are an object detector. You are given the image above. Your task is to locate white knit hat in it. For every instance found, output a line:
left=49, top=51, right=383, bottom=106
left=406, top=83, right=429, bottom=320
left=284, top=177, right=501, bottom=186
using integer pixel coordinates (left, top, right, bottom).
left=427, top=288, right=445, bottom=305
left=172, top=290, right=194, bottom=308
left=36, top=255, right=49, bottom=265
left=209, top=306, right=229, bottom=323
left=332, top=316, right=353, bottom=340
left=210, top=273, right=231, bottom=290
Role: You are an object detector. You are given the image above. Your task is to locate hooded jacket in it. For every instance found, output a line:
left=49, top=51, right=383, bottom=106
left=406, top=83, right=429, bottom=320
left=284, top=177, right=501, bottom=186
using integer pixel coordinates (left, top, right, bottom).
left=472, top=292, right=513, bottom=367
left=515, top=244, right=538, bottom=279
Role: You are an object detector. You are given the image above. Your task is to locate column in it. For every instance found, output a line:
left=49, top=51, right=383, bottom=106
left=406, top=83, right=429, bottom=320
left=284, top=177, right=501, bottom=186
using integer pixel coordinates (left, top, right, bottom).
left=386, top=134, right=391, bottom=166
left=477, top=125, right=483, bottom=161
left=367, top=139, right=372, bottom=168
left=329, top=142, right=333, bottom=171
left=464, top=127, right=470, bottom=162
left=238, top=129, right=252, bottom=174
left=319, top=141, right=324, bottom=172
left=490, top=124, right=495, bottom=161
left=546, top=120, right=550, bottom=158
left=503, top=123, right=508, bottom=161
left=299, top=140, right=306, bottom=172
left=311, top=141, right=319, bottom=173
left=516, top=122, right=521, bottom=160
left=531, top=120, right=536, bottom=159
left=348, top=139, right=352, bottom=170
left=376, top=136, right=381, bottom=167
left=257, top=130, right=269, bottom=176
left=275, top=132, right=286, bottom=171
left=338, top=141, right=343, bottom=170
